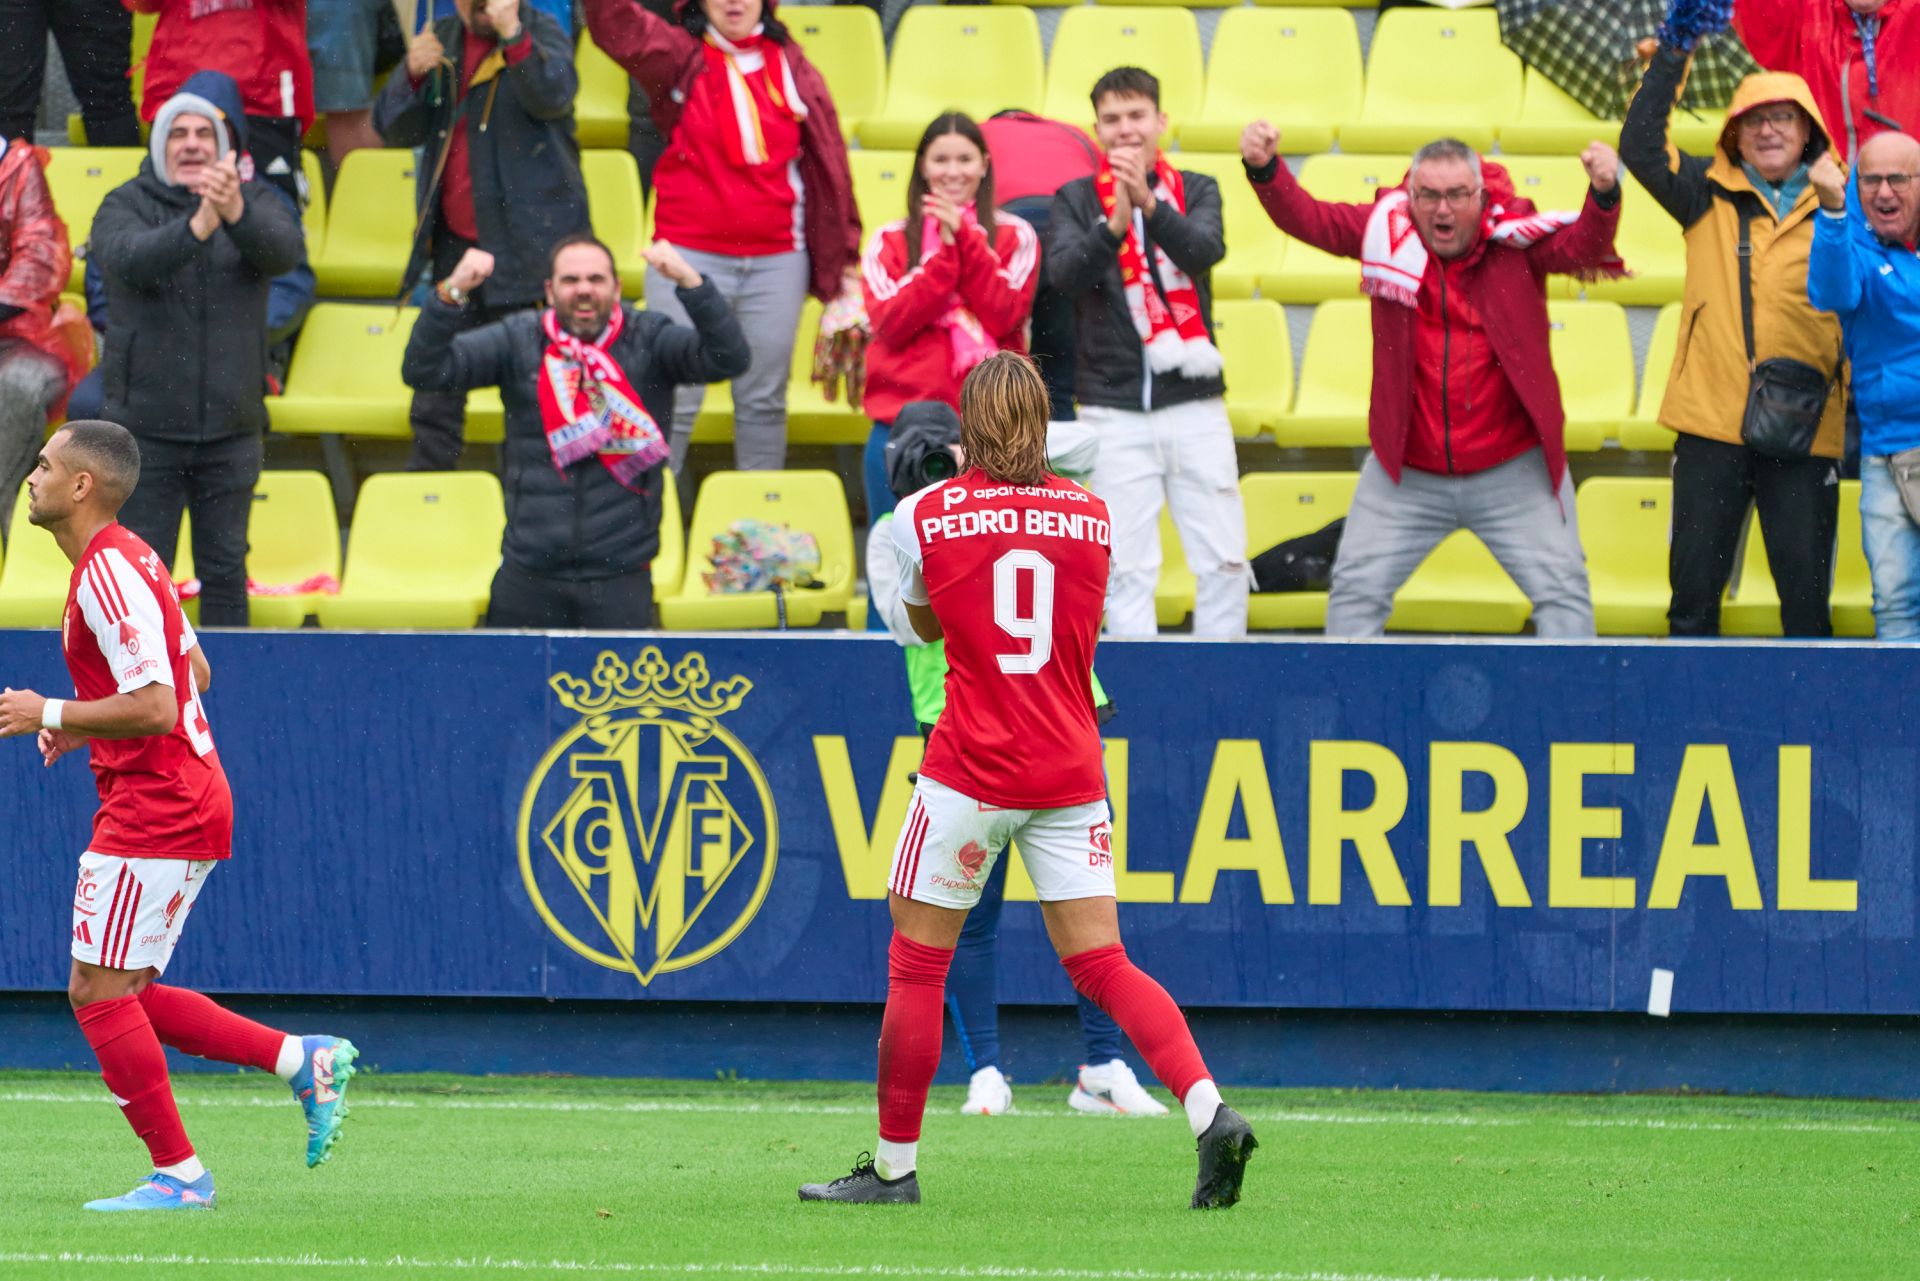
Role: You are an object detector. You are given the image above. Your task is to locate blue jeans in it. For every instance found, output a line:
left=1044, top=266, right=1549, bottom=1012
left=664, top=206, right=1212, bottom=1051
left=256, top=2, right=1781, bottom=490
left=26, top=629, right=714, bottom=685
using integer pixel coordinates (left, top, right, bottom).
left=945, top=847, right=1127, bottom=1076
left=1861, top=456, right=1920, bottom=640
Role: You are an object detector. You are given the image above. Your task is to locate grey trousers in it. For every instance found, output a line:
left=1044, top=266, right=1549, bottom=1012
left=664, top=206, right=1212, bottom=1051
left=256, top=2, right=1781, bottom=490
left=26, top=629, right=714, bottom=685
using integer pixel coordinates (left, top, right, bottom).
left=644, top=246, right=810, bottom=472
left=0, top=347, right=65, bottom=545
left=1327, top=448, right=1595, bottom=638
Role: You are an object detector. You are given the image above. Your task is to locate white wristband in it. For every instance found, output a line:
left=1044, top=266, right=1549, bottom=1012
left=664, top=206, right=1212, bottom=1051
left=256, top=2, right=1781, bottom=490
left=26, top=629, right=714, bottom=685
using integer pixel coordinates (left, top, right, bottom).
left=41, top=698, right=65, bottom=731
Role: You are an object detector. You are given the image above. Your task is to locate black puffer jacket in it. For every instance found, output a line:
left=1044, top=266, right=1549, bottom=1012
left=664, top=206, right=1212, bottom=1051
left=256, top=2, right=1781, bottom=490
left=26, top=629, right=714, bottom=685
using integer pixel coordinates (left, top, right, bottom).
left=1045, top=171, right=1227, bottom=413
left=374, top=10, right=590, bottom=308
left=90, top=159, right=303, bottom=442
left=402, top=284, right=750, bottom=579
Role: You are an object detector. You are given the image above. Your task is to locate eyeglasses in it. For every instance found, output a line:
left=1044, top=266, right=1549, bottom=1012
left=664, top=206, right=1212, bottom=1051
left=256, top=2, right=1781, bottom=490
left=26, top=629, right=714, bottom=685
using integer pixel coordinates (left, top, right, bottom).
left=1411, top=187, right=1482, bottom=209
left=1738, top=107, right=1804, bottom=132
left=1860, top=172, right=1918, bottom=191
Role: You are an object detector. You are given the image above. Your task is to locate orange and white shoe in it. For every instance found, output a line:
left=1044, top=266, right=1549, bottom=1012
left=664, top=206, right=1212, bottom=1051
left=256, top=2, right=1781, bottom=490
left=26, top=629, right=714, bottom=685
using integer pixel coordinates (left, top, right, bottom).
left=960, top=1065, right=1012, bottom=1115
left=1069, top=1059, right=1170, bottom=1116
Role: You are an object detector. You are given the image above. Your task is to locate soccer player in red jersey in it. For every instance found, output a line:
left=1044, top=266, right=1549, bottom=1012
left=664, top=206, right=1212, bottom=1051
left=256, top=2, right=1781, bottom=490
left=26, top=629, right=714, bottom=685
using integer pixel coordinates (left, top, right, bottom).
left=799, top=355, right=1256, bottom=1209
left=0, top=421, right=357, bottom=1212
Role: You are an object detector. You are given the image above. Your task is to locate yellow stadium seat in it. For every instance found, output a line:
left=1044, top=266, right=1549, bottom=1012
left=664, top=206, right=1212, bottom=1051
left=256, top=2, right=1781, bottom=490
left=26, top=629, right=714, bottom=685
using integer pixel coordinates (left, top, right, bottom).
left=1242, top=471, right=1357, bottom=630
left=847, top=150, right=914, bottom=240
left=1164, top=151, right=1287, bottom=300
left=1548, top=300, right=1634, bottom=452
left=316, top=472, right=504, bottom=629
left=1212, top=298, right=1292, bottom=439
left=1154, top=508, right=1194, bottom=628
left=1577, top=476, right=1673, bottom=635
left=269, top=305, right=503, bottom=443
left=301, top=149, right=327, bottom=259
left=1620, top=302, right=1681, bottom=451
left=691, top=298, right=865, bottom=447
left=1495, top=153, right=1590, bottom=213
left=575, top=35, right=632, bottom=149
left=859, top=7, right=1043, bottom=150
left=1573, top=173, right=1685, bottom=305
left=1340, top=9, right=1522, bottom=155
left=1104, top=0, right=1237, bottom=9
left=1261, top=152, right=1399, bottom=303
left=655, top=469, right=684, bottom=606
left=788, top=5, right=887, bottom=139
left=1040, top=7, right=1204, bottom=140
left=1500, top=68, right=1621, bottom=156
left=1833, top=480, right=1873, bottom=638
left=1388, top=530, right=1531, bottom=633
left=312, top=148, right=418, bottom=298
left=0, top=485, right=71, bottom=627
left=1180, top=7, right=1363, bottom=155
left=44, top=148, right=144, bottom=291
left=659, top=470, right=856, bottom=629
left=1283, top=299, right=1370, bottom=448
left=245, top=471, right=340, bottom=629
left=582, top=149, right=648, bottom=300
left=1255, top=0, right=1375, bottom=6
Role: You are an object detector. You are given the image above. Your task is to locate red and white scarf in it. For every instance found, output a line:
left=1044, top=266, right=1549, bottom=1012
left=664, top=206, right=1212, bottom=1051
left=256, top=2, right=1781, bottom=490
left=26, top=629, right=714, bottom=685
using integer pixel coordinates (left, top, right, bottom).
left=1360, top=162, right=1612, bottom=308
left=919, top=203, right=998, bottom=379
left=537, top=308, right=668, bottom=493
left=1096, top=156, right=1222, bottom=379
left=701, top=27, right=806, bottom=168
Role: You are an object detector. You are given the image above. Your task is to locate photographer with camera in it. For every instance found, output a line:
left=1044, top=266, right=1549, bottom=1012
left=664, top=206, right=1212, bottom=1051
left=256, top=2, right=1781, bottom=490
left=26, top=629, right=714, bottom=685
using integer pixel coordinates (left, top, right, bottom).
left=866, top=401, right=1150, bottom=1122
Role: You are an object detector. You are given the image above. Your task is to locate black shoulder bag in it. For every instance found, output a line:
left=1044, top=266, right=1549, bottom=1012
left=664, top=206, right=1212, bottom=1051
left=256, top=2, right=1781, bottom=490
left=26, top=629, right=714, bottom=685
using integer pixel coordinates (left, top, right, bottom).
left=1736, top=200, right=1839, bottom=460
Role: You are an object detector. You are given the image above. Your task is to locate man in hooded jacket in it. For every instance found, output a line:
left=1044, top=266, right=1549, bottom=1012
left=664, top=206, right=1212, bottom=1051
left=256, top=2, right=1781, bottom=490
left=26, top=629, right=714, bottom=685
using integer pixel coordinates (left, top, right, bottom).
left=89, top=70, right=304, bottom=627
left=1623, top=42, right=1847, bottom=638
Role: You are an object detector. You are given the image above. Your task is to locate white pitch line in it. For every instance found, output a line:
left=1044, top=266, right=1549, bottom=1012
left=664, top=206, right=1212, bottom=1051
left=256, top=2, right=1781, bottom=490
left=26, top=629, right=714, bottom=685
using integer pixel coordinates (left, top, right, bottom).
left=0, top=1251, right=1738, bottom=1281
left=0, top=1090, right=1906, bottom=1135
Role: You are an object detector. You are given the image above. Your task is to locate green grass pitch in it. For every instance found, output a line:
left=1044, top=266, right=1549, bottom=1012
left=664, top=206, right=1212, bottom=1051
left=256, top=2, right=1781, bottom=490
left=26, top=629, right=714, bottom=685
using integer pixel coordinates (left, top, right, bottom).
left=1, top=1070, right=1916, bottom=1280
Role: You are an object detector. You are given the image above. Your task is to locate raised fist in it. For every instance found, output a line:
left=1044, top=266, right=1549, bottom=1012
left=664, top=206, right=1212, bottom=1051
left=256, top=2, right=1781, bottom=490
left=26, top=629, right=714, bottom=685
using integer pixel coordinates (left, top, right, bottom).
left=1240, top=120, right=1281, bottom=170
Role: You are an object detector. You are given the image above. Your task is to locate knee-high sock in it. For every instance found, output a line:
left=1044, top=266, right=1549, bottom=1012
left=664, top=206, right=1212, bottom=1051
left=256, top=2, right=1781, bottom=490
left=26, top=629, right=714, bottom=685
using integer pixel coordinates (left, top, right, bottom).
left=138, top=985, right=284, bottom=1073
left=1061, top=943, right=1210, bottom=1102
left=75, top=995, right=194, bottom=1168
left=876, top=932, right=955, bottom=1144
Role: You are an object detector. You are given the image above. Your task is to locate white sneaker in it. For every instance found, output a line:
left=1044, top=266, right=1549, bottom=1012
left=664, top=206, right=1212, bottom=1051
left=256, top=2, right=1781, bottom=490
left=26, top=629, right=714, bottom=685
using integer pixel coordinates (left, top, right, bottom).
left=961, top=1065, right=1013, bottom=1115
left=1069, top=1059, right=1171, bottom=1116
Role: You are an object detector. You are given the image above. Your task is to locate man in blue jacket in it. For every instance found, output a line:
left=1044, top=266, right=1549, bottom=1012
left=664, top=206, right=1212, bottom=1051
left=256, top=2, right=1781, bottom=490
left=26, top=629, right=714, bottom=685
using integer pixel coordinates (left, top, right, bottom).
left=1808, top=134, right=1920, bottom=639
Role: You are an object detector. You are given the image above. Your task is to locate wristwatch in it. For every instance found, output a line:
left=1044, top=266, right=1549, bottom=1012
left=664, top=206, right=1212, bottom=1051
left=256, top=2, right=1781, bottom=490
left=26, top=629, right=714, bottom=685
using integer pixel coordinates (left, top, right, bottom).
left=436, top=281, right=468, bottom=307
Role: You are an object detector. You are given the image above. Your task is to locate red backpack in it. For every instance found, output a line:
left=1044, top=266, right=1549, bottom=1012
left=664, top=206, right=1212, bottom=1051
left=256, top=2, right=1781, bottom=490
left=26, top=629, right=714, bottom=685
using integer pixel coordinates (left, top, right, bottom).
left=979, top=111, right=1100, bottom=205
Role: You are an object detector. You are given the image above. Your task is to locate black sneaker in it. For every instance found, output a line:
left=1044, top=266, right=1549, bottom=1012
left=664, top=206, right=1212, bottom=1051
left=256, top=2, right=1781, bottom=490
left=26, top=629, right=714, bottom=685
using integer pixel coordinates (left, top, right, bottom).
left=798, top=1153, right=921, bottom=1204
left=1191, top=1105, right=1257, bottom=1209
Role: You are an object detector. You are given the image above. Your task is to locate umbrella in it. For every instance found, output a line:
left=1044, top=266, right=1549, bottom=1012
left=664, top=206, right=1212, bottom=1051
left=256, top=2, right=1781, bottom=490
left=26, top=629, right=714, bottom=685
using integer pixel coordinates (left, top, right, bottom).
left=1497, top=0, right=1760, bottom=119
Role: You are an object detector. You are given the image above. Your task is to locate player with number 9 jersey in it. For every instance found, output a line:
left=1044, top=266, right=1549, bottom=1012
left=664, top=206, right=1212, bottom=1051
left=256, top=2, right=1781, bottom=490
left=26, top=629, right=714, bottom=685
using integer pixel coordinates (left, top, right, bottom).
left=64, top=523, right=232, bottom=859
left=889, top=473, right=1111, bottom=811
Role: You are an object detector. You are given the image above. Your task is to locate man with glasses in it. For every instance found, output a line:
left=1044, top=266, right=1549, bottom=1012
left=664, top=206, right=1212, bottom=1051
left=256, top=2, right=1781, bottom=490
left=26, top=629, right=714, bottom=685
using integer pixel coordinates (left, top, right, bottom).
left=1808, top=133, right=1920, bottom=637
left=1241, top=128, right=1622, bottom=636
left=1623, top=37, right=1846, bottom=638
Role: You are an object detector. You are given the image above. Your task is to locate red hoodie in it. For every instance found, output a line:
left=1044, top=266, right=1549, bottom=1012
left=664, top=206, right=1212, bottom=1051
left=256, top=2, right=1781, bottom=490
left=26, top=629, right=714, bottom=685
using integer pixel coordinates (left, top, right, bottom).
left=127, top=0, right=314, bottom=129
left=861, top=212, right=1039, bottom=424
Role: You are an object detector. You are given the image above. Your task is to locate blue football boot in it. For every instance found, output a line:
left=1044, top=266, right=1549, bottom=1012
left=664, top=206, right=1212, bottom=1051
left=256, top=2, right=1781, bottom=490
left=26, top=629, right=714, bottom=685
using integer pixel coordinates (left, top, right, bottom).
left=85, top=1170, right=216, bottom=1211
left=288, top=1035, right=359, bottom=1167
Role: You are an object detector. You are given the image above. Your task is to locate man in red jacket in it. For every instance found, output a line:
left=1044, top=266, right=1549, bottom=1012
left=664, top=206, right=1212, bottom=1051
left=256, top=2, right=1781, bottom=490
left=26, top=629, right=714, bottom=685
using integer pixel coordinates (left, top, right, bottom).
left=1736, top=0, right=1919, bottom=162
left=1244, top=126, right=1622, bottom=637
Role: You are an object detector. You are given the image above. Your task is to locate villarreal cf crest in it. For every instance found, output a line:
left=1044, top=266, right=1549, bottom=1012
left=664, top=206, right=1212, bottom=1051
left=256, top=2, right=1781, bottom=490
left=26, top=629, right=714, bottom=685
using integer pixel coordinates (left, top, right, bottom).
left=518, top=647, right=778, bottom=986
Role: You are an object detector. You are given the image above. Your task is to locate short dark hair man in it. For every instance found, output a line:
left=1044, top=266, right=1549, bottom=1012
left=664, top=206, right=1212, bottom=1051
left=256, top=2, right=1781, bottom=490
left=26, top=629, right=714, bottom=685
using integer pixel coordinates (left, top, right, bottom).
left=89, top=71, right=305, bottom=627
left=1046, top=67, right=1249, bottom=640
left=402, top=235, right=750, bottom=629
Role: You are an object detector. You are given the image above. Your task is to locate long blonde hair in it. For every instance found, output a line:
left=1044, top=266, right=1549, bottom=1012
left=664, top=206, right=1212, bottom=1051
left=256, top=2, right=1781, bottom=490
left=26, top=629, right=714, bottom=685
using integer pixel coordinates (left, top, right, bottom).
left=959, top=352, right=1050, bottom=487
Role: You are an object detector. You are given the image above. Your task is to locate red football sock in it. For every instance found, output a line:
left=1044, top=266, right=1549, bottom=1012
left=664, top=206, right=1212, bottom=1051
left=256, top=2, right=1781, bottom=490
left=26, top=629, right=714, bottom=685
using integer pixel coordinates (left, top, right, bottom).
left=876, top=931, right=955, bottom=1144
left=138, top=984, right=285, bottom=1073
left=75, top=995, right=194, bottom=1169
left=1061, top=943, right=1211, bottom=1102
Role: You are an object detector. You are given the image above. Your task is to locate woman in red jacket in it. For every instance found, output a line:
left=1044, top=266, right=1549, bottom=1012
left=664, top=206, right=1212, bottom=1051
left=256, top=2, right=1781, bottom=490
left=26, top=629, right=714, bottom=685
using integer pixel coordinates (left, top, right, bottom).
left=860, top=113, right=1040, bottom=522
left=584, top=0, right=860, bottom=473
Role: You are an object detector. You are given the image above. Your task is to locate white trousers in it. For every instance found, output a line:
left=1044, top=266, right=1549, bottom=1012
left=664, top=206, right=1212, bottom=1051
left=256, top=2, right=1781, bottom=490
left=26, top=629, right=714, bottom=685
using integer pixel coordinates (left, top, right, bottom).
left=1083, top=398, right=1249, bottom=638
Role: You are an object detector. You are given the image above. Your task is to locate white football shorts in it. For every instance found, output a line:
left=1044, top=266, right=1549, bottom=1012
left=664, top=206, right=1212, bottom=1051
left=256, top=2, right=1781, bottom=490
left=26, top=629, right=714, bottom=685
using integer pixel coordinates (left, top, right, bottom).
left=70, top=853, right=216, bottom=973
left=889, top=775, right=1116, bottom=908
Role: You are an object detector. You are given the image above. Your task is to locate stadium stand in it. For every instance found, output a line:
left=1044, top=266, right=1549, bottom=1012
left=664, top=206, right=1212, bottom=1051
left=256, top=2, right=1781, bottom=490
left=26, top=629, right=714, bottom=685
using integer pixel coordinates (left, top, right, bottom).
left=1282, top=298, right=1371, bottom=449
left=1577, top=476, right=1675, bottom=636
left=787, top=5, right=889, bottom=141
left=1210, top=298, right=1292, bottom=440
left=1338, top=8, right=1523, bottom=154
left=1243, top=471, right=1358, bottom=631
left=42, top=147, right=143, bottom=291
left=1164, top=150, right=1288, bottom=299
left=847, top=149, right=913, bottom=239
left=1039, top=7, right=1206, bottom=139
left=1621, top=303, right=1681, bottom=450
left=1388, top=531, right=1532, bottom=634
left=311, top=148, right=418, bottom=299
left=316, top=472, right=505, bottom=630
left=243, top=471, right=341, bottom=629
left=858, top=6, right=1045, bottom=149
left=1571, top=173, right=1686, bottom=306
left=575, top=34, right=632, bottom=150
left=1502, top=66, right=1728, bottom=157
left=659, top=470, right=855, bottom=629
left=581, top=149, right=649, bottom=300
left=268, top=305, right=504, bottom=444
left=1546, top=300, right=1635, bottom=453
left=0, top=491, right=189, bottom=628
left=690, top=299, right=864, bottom=447
left=1260, top=152, right=1396, bottom=303
left=1180, top=6, right=1364, bottom=155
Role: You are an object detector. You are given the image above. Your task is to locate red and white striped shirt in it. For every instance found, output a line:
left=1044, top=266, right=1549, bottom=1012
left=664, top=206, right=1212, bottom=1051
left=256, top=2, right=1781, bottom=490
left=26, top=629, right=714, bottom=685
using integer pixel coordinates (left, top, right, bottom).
left=62, top=524, right=232, bottom=861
